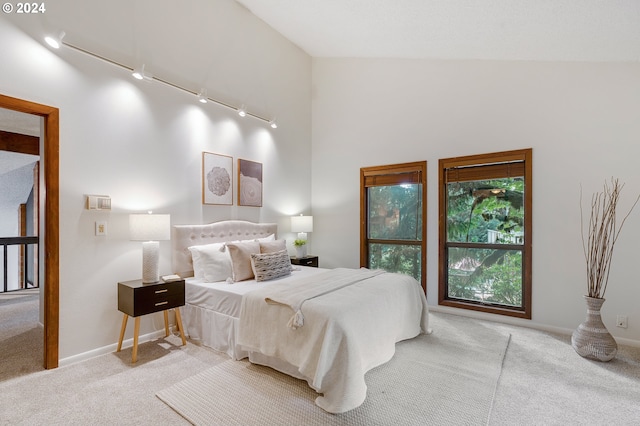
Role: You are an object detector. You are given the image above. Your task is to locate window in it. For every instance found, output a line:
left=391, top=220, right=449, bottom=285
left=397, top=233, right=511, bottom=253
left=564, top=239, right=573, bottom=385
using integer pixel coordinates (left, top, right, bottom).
left=439, top=149, right=532, bottom=318
left=360, top=162, right=427, bottom=291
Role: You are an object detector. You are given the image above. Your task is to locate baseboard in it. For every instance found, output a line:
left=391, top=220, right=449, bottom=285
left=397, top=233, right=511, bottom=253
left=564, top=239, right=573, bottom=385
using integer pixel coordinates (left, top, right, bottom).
left=59, top=306, right=640, bottom=366
left=58, top=327, right=177, bottom=367
left=428, top=305, right=640, bottom=348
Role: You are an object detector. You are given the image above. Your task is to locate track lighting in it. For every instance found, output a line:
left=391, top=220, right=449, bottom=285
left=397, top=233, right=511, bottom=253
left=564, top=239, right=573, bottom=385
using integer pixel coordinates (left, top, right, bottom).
left=132, top=64, right=153, bottom=81
left=44, top=31, right=65, bottom=49
left=197, top=89, right=208, bottom=104
left=43, top=35, right=278, bottom=128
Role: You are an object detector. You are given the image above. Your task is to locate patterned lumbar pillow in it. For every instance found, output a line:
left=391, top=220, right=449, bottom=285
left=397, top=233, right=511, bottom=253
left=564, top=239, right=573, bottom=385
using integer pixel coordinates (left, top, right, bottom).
left=250, top=249, right=292, bottom=282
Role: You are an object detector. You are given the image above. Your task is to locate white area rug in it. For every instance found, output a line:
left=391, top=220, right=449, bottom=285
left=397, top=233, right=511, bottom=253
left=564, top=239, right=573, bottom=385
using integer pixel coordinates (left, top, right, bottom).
left=157, top=314, right=510, bottom=425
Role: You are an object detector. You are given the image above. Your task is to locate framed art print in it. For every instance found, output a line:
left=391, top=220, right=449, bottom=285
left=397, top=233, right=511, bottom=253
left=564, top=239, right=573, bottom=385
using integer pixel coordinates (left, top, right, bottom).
left=202, top=152, right=233, bottom=205
left=238, top=159, right=263, bottom=207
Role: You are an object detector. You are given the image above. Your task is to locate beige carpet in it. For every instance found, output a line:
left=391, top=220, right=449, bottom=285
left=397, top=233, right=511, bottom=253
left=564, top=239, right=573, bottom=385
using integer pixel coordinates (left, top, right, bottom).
left=157, top=315, right=511, bottom=425
left=0, top=289, right=43, bottom=381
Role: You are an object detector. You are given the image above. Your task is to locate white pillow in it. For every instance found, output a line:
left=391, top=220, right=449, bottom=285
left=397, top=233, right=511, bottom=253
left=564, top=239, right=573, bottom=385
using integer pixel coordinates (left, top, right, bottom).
left=259, top=239, right=286, bottom=253
left=188, top=242, right=232, bottom=282
left=256, top=234, right=275, bottom=242
left=251, top=250, right=292, bottom=282
left=226, top=241, right=261, bottom=282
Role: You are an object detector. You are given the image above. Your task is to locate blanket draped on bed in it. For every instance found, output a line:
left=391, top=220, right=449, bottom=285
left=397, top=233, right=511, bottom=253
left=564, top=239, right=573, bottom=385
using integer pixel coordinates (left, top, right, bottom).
left=264, top=268, right=386, bottom=329
left=237, top=268, right=430, bottom=413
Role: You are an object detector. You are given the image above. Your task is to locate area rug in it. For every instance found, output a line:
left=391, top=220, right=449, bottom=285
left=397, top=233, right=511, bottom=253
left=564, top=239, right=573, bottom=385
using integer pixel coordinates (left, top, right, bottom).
left=157, top=313, right=510, bottom=425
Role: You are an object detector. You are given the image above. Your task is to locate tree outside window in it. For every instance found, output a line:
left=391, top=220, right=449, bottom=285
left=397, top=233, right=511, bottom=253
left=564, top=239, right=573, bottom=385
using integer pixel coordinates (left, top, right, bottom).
left=361, top=162, right=427, bottom=292
left=439, top=149, right=532, bottom=318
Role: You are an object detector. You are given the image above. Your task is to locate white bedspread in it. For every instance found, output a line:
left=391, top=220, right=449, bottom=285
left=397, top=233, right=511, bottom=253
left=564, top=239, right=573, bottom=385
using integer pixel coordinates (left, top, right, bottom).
left=264, top=268, right=386, bottom=329
left=183, top=267, right=326, bottom=359
left=237, top=269, right=430, bottom=413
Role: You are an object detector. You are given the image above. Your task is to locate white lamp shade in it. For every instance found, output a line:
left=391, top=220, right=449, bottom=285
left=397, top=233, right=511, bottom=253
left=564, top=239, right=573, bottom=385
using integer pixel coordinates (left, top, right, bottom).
left=129, top=214, right=171, bottom=241
left=291, top=215, right=313, bottom=233
left=130, top=214, right=170, bottom=283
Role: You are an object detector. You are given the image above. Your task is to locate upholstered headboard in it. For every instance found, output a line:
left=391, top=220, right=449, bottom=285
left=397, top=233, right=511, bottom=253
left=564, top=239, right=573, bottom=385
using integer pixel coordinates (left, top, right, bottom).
left=171, top=220, right=278, bottom=277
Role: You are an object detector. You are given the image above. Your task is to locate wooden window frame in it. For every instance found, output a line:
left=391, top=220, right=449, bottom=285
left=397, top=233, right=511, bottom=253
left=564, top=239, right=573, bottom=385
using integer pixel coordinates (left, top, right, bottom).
left=438, top=149, right=532, bottom=319
left=360, top=161, right=427, bottom=292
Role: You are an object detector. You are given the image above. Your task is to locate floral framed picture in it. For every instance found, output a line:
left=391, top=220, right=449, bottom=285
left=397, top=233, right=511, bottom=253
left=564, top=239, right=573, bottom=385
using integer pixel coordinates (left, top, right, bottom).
left=202, top=152, right=233, bottom=205
left=238, top=159, right=263, bottom=207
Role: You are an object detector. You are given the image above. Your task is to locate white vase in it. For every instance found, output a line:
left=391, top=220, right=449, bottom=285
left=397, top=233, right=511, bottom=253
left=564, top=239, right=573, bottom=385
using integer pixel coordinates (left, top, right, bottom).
left=295, top=245, right=307, bottom=258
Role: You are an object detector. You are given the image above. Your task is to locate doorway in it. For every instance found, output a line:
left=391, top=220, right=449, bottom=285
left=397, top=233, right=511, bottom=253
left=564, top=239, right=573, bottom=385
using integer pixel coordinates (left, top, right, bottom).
left=0, top=94, right=59, bottom=369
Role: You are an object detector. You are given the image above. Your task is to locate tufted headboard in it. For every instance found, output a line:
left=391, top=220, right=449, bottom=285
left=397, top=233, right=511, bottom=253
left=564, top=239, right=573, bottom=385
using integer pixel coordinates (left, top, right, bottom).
left=171, top=220, right=278, bottom=277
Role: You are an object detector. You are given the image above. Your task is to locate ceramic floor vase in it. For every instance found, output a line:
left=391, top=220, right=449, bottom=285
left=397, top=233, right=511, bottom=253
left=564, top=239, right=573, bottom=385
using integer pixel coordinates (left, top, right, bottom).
left=571, top=295, right=617, bottom=362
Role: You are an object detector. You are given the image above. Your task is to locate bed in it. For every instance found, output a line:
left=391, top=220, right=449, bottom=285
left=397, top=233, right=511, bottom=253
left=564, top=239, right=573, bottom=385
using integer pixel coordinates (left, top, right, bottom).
left=172, top=220, right=430, bottom=413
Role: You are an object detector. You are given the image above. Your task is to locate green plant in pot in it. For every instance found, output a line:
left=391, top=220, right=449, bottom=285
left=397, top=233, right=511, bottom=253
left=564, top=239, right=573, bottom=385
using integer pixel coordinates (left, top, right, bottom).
left=571, top=178, right=639, bottom=361
left=294, top=239, right=307, bottom=258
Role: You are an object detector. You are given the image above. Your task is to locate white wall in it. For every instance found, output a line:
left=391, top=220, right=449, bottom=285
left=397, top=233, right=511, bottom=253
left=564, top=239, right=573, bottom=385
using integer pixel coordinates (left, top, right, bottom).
left=311, top=58, right=640, bottom=343
left=0, top=1, right=311, bottom=361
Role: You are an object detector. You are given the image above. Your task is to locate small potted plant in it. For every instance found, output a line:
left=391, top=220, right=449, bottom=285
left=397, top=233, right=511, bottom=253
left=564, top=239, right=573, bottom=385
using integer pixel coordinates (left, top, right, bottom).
left=294, top=239, right=307, bottom=258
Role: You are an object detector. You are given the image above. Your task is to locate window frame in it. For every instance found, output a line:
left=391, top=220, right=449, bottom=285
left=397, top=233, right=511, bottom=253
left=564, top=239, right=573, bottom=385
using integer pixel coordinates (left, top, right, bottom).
left=438, top=149, right=532, bottom=319
left=360, top=161, right=427, bottom=292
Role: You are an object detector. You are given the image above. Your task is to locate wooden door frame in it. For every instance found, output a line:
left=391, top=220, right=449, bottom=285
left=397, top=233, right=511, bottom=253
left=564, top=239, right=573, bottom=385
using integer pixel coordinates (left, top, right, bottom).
left=0, top=93, right=59, bottom=369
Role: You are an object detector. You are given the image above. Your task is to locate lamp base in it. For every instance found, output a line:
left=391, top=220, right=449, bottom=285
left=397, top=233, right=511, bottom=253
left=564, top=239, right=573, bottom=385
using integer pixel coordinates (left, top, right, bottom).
left=141, top=241, right=160, bottom=283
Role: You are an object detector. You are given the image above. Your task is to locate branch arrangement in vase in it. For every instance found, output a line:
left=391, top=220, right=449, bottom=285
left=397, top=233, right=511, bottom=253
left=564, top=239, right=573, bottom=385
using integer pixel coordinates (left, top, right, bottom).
left=581, top=178, right=640, bottom=299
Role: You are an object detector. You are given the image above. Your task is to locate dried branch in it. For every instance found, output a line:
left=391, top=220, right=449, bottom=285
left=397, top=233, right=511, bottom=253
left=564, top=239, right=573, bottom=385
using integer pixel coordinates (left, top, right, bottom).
left=580, top=178, right=640, bottom=298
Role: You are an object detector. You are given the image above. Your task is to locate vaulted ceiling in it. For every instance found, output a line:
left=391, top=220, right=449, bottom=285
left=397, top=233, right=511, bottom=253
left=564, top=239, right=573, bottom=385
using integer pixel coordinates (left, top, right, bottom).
left=2, top=0, right=639, bottom=138
left=235, top=0, right=640, bottom=61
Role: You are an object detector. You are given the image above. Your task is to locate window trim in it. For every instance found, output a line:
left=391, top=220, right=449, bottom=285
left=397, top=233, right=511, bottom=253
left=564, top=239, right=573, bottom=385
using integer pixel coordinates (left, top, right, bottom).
left=360, top=161, right=427, bottom=292
left=438, top=149, right=532, bottom=319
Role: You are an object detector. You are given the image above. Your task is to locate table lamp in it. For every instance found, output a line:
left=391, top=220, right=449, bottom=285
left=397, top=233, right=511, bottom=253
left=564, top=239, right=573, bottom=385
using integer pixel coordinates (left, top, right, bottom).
left=291, top=214, right=313, bottom=241
left=130, top=213, right=170, bottom=283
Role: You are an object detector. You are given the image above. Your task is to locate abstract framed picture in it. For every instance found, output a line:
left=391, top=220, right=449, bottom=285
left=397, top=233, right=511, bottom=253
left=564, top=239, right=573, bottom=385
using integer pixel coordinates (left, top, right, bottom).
left=238, top=159, right=263, bottom=207
left=202, top=152, right=233, bottom=205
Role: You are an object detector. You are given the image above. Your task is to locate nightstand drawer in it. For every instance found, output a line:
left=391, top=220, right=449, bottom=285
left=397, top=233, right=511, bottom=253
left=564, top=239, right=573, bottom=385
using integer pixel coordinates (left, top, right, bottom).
left=134, top=292, right=184, bottom=316
left=290, top=256, right=319, bottom=268
left=118, top=279, right=185, bottom=317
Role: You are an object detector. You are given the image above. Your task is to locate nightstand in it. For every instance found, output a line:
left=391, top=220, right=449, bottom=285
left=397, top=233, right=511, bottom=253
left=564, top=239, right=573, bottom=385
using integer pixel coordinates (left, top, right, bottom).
left=116, top=278, right=186, bottom=363
left=290, top=255, right=319, bottom=268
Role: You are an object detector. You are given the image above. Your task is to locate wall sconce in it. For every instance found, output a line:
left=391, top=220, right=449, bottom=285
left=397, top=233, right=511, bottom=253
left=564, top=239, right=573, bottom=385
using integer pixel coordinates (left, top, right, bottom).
left=129, top=213, right=170, bottom=283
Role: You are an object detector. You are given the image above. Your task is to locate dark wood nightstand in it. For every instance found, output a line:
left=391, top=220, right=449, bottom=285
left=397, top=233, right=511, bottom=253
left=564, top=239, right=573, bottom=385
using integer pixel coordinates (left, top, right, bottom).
left=116, top=278, right=186, bottom=363
left=290, top=255, right=319, bottom=268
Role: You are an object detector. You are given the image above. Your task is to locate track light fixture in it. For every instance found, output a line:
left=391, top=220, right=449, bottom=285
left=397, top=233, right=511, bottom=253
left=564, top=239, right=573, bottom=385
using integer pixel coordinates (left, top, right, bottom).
left=197, top=89, right=208, bottom=104
left=132, top=64, right=153, bottom=81
left=44, top=31, right=65, bottom=49
left=43, top=32, right=278, bottom=129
